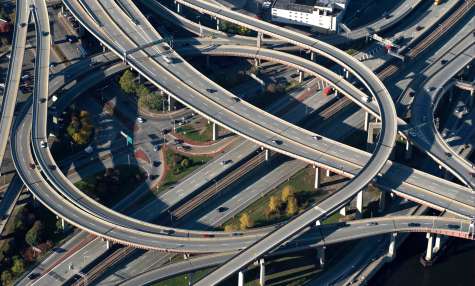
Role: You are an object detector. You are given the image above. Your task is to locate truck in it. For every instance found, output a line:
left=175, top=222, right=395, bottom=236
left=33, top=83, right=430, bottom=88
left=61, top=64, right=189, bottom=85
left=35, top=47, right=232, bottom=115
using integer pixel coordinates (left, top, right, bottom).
left=322, top=86, right=334, bottom=96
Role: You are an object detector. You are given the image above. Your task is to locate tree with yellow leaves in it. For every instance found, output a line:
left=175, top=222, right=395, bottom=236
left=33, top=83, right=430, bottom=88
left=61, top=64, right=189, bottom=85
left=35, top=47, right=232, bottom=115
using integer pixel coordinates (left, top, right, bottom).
left=267, top=195, right=281, bottom=215
left=286, top=195, right=298, bottom=216
left=239, top=212, right=254, bottom=230
left=281, top=185, right=295, bottom=203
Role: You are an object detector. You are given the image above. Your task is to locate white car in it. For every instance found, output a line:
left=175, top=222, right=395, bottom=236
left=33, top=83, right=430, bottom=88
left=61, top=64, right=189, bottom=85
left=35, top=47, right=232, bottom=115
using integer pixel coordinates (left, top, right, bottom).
left=40, top=140, right=47, bottom=148
left=136, top=117, right=144, bottom=123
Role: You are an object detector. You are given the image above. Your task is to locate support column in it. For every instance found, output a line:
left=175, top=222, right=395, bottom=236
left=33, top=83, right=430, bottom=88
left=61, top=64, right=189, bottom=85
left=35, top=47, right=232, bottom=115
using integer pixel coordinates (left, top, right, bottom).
left=176, top=2, right=181, bottom=13
left=257, top=32, right=263, bottom=49
left=299, top=70, right=304, bottom=83
left=469, top=89, right=474, bottom=109
left=317, top=246, right=326, bottom=268
left=264, top=149, right=269, bottom=161
left=404, top=139, right=412, bottom=160
left=433, top=235, right=441, bottom=254
left=314, top=166, right=320, bottom=190
left=168, top=94, right=176, bottom=112
left=310, top=52, right=316, bottom=62
left=216, top=18, right=220, bottom=31
left=339, top=206, right=347, bottom=216
left=379, top=191, right=387, bottom=212
left=425, top=233, right=434, bottom=262
left=259, top=259, right=265, bottom=286
left=387, top=233, right=397, bottom=259
left=106, top=240, right=111, bottom=250
left=61, top=218, right=65, bottom=230
left=325, top=169, right=331, bottom=177
left=238, top=271, right=244, bottom=286
left=356, top=190, right=363, bottom=217
left=254, top=58, right=261, bottom=67
left=212, top=122, right=218, bottom=141
left=364, top=112, right=370, bottom=132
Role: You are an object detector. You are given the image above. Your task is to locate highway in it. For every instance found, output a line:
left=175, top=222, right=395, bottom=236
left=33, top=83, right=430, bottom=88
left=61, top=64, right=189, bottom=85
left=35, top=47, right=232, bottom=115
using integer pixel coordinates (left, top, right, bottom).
left=120, top=215, right=473, bottom=286
left=0, top=175, right=22, bottom=235
left=0, top=0, right=30, bottom=171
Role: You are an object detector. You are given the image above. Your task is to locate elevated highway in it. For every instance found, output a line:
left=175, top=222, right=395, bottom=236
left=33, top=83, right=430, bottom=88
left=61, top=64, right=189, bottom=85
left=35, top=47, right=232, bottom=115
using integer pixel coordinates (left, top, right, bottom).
left=0, top=0, right=31, bottom=172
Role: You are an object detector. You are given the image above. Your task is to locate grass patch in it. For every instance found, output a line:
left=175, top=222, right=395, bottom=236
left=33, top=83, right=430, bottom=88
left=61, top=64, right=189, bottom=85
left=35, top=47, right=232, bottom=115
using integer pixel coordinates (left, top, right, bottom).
left=152, top=268, right=212, bottom=286
left=74, top=164, right=146, bottom=207
left=223, top=166, right=327, bottom=230
left=155, top=147, right=212, bottom=194
left=175, top=122, right=213, bottom=143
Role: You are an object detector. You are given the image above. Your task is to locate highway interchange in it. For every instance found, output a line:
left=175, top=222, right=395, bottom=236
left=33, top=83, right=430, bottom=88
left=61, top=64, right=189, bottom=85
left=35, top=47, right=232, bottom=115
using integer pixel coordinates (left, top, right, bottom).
left=0, top=0, right=474, bottom=285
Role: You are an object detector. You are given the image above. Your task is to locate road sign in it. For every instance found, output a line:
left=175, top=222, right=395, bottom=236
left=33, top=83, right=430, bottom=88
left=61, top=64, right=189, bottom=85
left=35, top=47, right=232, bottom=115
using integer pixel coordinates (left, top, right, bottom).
left=120, top=131, right=133, bottom=145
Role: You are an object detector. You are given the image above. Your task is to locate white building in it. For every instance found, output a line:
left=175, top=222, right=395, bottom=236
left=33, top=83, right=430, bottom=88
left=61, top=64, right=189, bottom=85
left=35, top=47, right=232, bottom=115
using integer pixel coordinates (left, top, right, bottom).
left=271, top=0, right=347, bottom=33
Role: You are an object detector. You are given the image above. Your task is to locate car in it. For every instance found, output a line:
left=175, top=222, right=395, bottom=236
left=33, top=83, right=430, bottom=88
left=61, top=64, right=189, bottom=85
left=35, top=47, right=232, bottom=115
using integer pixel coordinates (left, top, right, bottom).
left=272, top=139, right=282, bottom=145
left=448, top=224, right=460, bottom=230
left=49, top=165, right=56, bottom=171
left=20, top=22, right=27, bottom=28
left=456, top=105, right=465, bottom=113
left=153, top=144, right=160, bottom=152
left=163, top=56, right=174, bottom=64
left=203, top=234, right=215, bottom=238
left=28, top=273, right=41, bottom=280
left=206, top=88, right=217, bottom=93
left=218, top=206, right=228, bottom=212
left=40, top=140, right=47, bottom=148
left=408, top=222, right=421, bottom=227
left=366, top=222, right=378, bottom=226
left=415, top=25, right=424, bottom=31
left=312, top=135, right=322, bottom=140
left=233, top=97, right=241, bottom=103
left=220, top=160, right=232, bottom=166
left=49, top=62, right=57, bottom=68
left=445, top=152, right=452, bottom=158
left=29, top=163, right=36, bottom=170
left=39, top=98, right=46, bottom=103
left=42, top=31, right=49, bottom=37
left=174, top=139, right=183, bottom=145
left=232, top=232, right=243, bottom=236
left=136, top=117, right=144, bottom=123
left=441, top=59, right=448, bottom=65
left=153, top=161, right=161, bottom=167
left=161, top=128, right=171, bottom=134
left=408, top=91, right=415, bottom=97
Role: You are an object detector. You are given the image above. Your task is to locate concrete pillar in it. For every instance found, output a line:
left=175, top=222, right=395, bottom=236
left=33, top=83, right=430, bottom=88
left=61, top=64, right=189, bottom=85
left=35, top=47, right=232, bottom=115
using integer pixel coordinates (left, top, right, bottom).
left=379, top=191, right=387, bottom=212
left=176, top=2, right=181, bottom=13
left=168, top=94, right=176, bottom=112
left=254, top=58, right=261, bottom=67
left=259, top=259, right=265, bottom=286
left=339, top=206, right=347, bottom=216
left=299, top=70, right=304, bottom=83
left=264, top=149, right=269, bottom=161
left=317, top=246, right=326, bottom=268
left=310, top=52, right=316, bottom=61
left=257, top=32, right=263, bottom=49
left=216, top=18, right=220, bottom=31
left=106, top=240, right=111, bottom=250
left=314, top=166, right=320, bottom=190
left=345, top=69, right=349, bottom=79
left=212, top=122, right=218, bottom=141
left=356, top=190, right=363, bottom=217
left=364, top=112, right=370, bottom=132
left=325, top=169, right=331, bottom=177
left=425, top=233, right=434, bottom=261
left=433, top=235, right=441, bottom=254
left=61, top=218, right=65, bottom=230
left=387, top=233, right=397, bottom=259
left=469, top=89, right=474, bottom=109
left=238, top=271, right=244, bottom=286
left=404, top=140, right=412, bottom=160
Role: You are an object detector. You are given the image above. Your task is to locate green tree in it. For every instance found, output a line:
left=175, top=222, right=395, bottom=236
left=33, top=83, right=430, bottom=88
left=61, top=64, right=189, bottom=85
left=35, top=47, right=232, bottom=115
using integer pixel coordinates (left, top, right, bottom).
left=119, top=70, right=137, bottom=94
left=1, top=270, right=13, bottom=286
left=281, top=185, right=295, bottom=203
left=25, top=220, right=44, bottom=247
left=10, top=256, right=25, bottom=275
left=239, top=212, right=254, bottom=230
left=267, top=196, right=280, bottom=215
left=135, top=84, right=150, bottom=98
left=286, top=196, right=298, bottom=216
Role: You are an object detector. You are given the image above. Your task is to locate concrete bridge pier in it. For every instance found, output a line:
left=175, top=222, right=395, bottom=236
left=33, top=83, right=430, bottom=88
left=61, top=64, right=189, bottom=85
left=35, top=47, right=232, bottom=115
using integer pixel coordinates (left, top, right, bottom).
left=176, top=2, right=181, bottom=14
left=433, top=235, right=442, bottom=254
left=339, top=206, right=347, bottom=216
left=314, top=166, right=320, bottom=189
left=168, top=94, right=176, bottom=112
left=257, top=32, right=263, bottom=49
left=212, top=122, right=218, bottom=141
left=364, top=112, right=370, bottom=131
left=387, top=233, right=397, bottom=260
left=105, top=239, right=111, bottom=250
left=254, top=58, right=261, bottom=67
left=299, top=70, right=304, bottom=83
left=325, top=169, right=331, bottom=177
left=317, top=246, right=326, bottom=268
left=238, top=271, right=244, bottom=286
left=425, top=233, right=434, bottom=262
left=404, top=139, right=413, bottom=160
left=310, top=52, right=316, bottom=61
left=264, top=148, right=270, bottom=161
left=356, top=190, right=363, bottom=217
left=378, top=191, right=388, bottom=212
left=216, top=18, right=220, bottom=31
left=259, top=259, right=266, bottom=286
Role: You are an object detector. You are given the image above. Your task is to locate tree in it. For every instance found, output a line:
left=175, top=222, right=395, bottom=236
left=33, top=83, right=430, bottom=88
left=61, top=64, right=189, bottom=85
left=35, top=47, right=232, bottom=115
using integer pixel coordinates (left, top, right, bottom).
left=286, top=196, right=298, bottom=216
left=180, top=158, right=190, bottom=169
left=25, top=221, right=44, bottom=247
left=239, top=213, right=254, bottom=230
left=1, top=270, right=13, bottom=286
left=119, top=70, right=137, bottom=94
left=135, top=84, right=150, bottom=98
left=267, top=196, right=280, bottom=215
left=281, top=185, right=295, bottom=203
left=10, top=256, right=25, bottom=275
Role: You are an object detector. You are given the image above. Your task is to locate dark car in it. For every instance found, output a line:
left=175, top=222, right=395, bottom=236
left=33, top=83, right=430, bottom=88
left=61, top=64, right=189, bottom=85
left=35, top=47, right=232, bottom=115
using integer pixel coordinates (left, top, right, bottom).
left=415, top=25, right=424, bottom=31
left=49, top=165, right=57, bottom=171
left=448, top=224, right=460, bottom=230
left=29, top=163, right=36, bottom=169
left=218, top=206, right=228, bottom=212
left=408, top=222, right=420, bottom=227
left=441, top=59, right=448, bottom=65
left=28, top=273, right=41, bottom=280
left=153, top=161, right=161, bottom=167
left=366, top=222, right=378, bottom=226
left=206, top=88, right=217, bottom=93
left=272, top=139, right=283, bottom=145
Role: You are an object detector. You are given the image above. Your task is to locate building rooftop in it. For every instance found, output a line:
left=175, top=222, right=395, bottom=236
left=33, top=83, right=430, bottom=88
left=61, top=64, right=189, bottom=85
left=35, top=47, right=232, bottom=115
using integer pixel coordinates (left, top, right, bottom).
left=273, top=0, right=346, bottom=12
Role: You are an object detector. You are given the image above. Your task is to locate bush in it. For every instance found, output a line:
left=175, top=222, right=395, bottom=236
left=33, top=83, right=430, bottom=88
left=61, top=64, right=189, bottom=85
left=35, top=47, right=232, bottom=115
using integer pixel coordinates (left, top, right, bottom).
left=10, top=256, right=24, bottom=275
left=1, top=270, right=13, bottom=286
left=239, top=213, right=254, bottom=230
left=286, top=196, right=298, bottom=216
left=25, top=221, right=44, bottom=247
left=119, top=70, right=137, bottom=94
left=281, top=185, right=295, bottom=203
left=267, top=196, right=281, bottom=216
